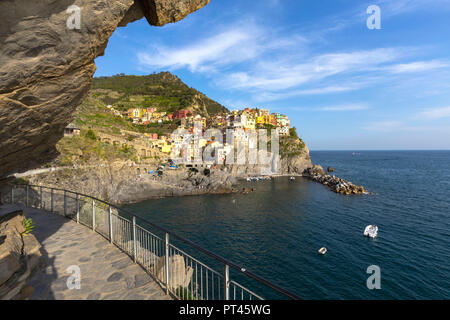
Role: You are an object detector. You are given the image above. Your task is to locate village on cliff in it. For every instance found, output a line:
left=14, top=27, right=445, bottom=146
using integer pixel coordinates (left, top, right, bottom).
left=66, top=106, right=292, bottom=164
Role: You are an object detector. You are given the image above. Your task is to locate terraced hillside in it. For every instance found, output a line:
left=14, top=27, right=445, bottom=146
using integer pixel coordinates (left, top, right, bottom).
left=92, top=71, right=228, bottom=116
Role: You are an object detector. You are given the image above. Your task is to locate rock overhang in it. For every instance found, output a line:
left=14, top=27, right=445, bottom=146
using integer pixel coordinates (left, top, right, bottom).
left=0, top=0, right=210, bottom=180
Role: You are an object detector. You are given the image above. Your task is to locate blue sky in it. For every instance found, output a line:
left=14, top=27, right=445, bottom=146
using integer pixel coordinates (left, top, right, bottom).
left=95, top=0, right=450, bottom=150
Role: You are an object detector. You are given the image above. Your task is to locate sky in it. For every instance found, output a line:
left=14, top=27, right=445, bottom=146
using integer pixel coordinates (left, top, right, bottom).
left=94, top=0, right=450, bottom=150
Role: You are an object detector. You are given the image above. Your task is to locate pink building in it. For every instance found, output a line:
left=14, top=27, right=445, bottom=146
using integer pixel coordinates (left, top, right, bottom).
left=173, top=109, right=191, bottom=119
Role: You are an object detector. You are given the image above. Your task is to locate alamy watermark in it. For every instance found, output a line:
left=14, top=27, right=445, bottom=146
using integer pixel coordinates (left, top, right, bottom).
left=67, top=5, right=81, bottom=30
left=367, top=5, right=381, bottom=30
left=366, top=265, right=381, bottom=290
left=66, top=265, right=81, bottom=289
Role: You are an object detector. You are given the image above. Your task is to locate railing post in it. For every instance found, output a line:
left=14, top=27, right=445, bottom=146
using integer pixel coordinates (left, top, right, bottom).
left=40, top=187, right=43, bottom=209
left=64, top=191, right=67, bottom=216
left=223, top=264, right=230, bottom=301
left=11, top=187, right=13, bottom=204
left=132, top=216, right=137, bottom=263
left=76, top=194, right=79, bottom=223
left=165, top=232, right=170, bottom=295
left=26, top=185, right=29, bottom=207
left=50, top=189, right=54, bottom=212
left=109, top=206, right=113, bottom=243
left=92, top=199, right=96, bottom=231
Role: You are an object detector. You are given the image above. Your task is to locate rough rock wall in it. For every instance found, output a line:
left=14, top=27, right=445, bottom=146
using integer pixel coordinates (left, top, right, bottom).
left=0, top=209, right=42, bottom=299
left=0, top=0, right=209, bottom=180
left=226, top=146, right=313, bottom=176
left=279, top=145, right=312, bottom=175
left=27, top=164, right=237, bottom=204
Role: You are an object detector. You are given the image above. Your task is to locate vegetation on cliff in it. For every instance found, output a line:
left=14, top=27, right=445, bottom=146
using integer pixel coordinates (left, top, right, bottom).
left=55, top=130, right=137, bottom=167
left=74, top=92, right=179, bottom=137
left=92, top=72, right=228, bottom=116
left=280, top=127, right=307, bottom=158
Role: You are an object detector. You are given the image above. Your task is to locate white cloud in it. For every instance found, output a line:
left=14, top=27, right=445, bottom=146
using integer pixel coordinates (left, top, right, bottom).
left=219, top=48, right=406, bottom=91
left=136, top=18, right=450, bottom=106
left=363, top=121, right=403, bottom=131
left=137, top=23, right=304, bottom=73
left=138, top=28, right=259, bottom=72
left=277, top=103, right=370, bottom=112
left=388, top=60, right=449, bottom=74
left=375, top=0, right=450, bottom=17
left=318, top=104, right=370, bottom=111
left=418, top=106, right=450, bottom=119
left=254, top=85, right=360, bottom=102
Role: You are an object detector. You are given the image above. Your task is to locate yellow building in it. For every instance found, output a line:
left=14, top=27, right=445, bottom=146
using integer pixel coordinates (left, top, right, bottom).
left=256, top=115, right=273, bottom=125
left=127, top=108, right=143, bottom=119
left=256, top=116, right=264, bottom=125
left=244, top=115, right=256, bottom=130
left=161, top=142, right=173, bottom=154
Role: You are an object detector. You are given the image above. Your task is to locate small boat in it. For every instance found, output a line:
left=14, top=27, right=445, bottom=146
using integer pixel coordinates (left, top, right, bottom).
left=364, top=225, right=378, bottom=238
left=290, top=176, right=295, bottom=181
left=318, top=247, right=327, bottom=255
left=246, top=177, right=251, bottom=182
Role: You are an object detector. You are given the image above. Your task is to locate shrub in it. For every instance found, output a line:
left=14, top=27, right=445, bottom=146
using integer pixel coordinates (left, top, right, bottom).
left=289, top=127, right=299, bottom=139
left=84, top=129, right=97, bottom=140
left=22, top=218, right=35, bottom=236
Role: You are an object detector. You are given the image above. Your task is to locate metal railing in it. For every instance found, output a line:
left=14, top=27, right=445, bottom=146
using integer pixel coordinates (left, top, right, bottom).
left=2, top=183, right=300, bottom=300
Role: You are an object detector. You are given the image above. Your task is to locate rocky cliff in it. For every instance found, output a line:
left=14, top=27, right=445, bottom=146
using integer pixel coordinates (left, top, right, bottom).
left=27, top=163, right=238, bottom=204
left=25, top=148, right=313, bottom=205
left=0, top=0, right=210, bottom=180
left=279, top=144, right=312, bottom=175
left=0, top=209, right=42, bottom=299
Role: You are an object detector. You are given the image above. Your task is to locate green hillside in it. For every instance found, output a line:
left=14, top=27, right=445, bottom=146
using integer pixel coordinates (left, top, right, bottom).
left=92, top=72, right=228, bottom=116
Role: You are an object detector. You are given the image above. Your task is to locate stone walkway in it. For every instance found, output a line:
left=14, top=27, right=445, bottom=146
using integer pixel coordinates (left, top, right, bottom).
left=3, top=205, right=171, bottom=300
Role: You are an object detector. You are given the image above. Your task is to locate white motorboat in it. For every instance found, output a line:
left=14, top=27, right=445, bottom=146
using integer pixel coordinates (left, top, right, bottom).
left=290, top=176, right=295, bottom=181
left=364, top=225, right=378, bottom=238
left=318, top=247, right=327, bottom=255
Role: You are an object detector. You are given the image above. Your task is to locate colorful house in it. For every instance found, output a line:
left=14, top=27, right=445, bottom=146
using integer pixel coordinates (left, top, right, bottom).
left=161, top=142, right=173, bottom=154
left=256, top=116, right=264, bottom=125
left=256, top=115, right=273, bottom=126
left=173, top=109, right=191, bottom=119
left=127, top=108, right=142, bottom=119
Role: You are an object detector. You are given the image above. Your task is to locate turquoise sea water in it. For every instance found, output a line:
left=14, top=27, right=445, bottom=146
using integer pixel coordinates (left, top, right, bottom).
left=124, top=151, right=450, bottom=299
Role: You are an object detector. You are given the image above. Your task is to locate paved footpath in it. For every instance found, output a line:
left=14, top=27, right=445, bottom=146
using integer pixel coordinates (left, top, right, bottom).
left=4, top=205, right=171, bottom=300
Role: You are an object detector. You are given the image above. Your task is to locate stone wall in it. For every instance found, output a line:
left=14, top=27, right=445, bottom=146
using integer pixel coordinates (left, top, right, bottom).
left=96, top=132, right=162, bottom=159
left=0, top=209, right=42, bottom=299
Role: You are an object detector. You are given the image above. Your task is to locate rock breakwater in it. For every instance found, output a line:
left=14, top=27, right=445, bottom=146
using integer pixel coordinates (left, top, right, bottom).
left=304, top=165, right=367, bottom=195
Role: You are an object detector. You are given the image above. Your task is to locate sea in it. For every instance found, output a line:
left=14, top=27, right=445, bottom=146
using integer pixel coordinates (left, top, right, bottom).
left=123, top=151, right=450, bottom=299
